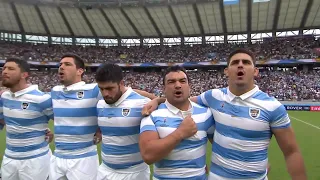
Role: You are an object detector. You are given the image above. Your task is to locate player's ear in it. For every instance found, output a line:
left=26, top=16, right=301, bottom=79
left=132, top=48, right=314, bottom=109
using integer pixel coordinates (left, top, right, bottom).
left=254, top=67, right=259, bottom=78
left=224, top=68, right=229, bottom=77
left=21, top=72, right=29, bottom=80
left=77, top=68, right=84, bottom=76
left=119, top=80, right=124, bottom=86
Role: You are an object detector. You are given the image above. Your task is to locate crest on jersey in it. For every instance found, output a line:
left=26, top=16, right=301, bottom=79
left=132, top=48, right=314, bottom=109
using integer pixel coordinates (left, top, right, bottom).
left=249, top=108, right=260, bottom=119
left=77, top=91, right=84, bottom=99
left=21, top=102, right=29, bottom=110
left=122, top=108, right=130, bottom=117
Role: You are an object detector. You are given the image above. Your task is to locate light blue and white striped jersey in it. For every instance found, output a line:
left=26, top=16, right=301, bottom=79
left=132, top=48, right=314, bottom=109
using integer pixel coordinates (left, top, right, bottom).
left=97, top=87, right=150, bottom=172
left=140, top=100, right=215, bottom=180
left=197, top=86, right=291, bottom=180
left=0, top=85, right=53, bottom=160
left=51, top=81, right=100, bottom=159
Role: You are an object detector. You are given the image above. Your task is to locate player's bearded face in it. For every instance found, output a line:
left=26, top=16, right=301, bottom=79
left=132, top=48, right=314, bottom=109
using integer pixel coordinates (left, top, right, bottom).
left=98, top=82, right=123, bottom=104
left=225, top=53, right=258, bottom=87
left=164, top=71, right=190, bottom=105
left=1, top=62, right=24, bottom=88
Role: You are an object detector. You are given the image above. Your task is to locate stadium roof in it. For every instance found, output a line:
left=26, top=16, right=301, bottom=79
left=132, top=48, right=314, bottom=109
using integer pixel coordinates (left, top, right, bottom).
left=0, top=0, right=318, bottom=39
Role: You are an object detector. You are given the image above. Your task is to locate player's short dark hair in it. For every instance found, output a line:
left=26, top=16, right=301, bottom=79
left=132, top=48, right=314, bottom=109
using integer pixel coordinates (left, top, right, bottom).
left=227, top=48, right=256, bottom=66
left=5, top=57, right=30, bottom=73
left=163, top=65, right=189, bottom=85
left=61, top=53, right=85, bottom=69
left=95, top=63, right=123, bottom=83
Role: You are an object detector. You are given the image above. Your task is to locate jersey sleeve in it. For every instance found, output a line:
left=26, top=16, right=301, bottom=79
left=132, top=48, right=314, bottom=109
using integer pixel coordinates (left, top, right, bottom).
left=0, top=95, right=3, bottom=120
left=93, top=84, right=103, bottom=100
left=140, top=115, right=157, bottom=133
left=205, top=108, right=215, bottom=139
left=39, top=93, right=54, bottom=121
left=270, top=104, right=291, bottom=129
left=197, top=89, right=213, bottom=107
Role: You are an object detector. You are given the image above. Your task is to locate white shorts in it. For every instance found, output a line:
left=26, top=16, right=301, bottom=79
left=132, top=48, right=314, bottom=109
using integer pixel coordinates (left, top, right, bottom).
left=1, top=150, right=51, bottom=180
left=49, top=154, right=99, bottom=180
left=97, top=163, right=150, bottom=180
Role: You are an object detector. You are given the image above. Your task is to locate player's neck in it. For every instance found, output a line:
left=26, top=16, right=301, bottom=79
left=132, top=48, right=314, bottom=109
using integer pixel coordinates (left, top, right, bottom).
left=10, top=82, right=29, bottom=93
left=169, top=100, right=190, bottom=111
left=64, top=79, right=82, bottom=87
left=229, top=83, right=255, bottom=96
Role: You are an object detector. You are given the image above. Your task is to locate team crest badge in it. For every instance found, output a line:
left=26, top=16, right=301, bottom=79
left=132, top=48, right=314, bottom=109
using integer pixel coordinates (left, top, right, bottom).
left=21, top=102, right=29, bottom=110
left=77, top=91, right=84, bottom=99
left=249, top=108, right=260, bottom=119
left=122, top=108, right=130, bottom=117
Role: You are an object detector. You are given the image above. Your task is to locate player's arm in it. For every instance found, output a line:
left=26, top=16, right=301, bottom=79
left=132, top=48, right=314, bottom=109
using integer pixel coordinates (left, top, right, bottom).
left=271, top=106, right=307, bottom=180
left=0, top=95, right=4, bottom=130
left=133, top=89, right=158, bottom=100
left=139, top=115, right=197, bottom=164
left=206, top=109, right=215, bottom=144
left=41, top=93, right=54, bottom=121
left=0, top=120, right=4, bottom=130
left=141, top=95, right=199, bottom=116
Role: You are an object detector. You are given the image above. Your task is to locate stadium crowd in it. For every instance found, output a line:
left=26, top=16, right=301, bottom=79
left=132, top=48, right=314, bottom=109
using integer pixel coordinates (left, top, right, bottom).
left=22, top=69, right=320, bottom=101
left=0, top=36, right=319, bottom=63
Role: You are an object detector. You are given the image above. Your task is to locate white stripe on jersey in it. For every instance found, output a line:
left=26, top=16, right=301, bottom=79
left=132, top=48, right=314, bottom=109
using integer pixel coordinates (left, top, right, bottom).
left=214, top=131, right=270, bottom=152
left=101, top=151, right=143, bottom=164
left=102, top=134, right=139, bottom=146
left=166, top=144, right=206, bottom=161
left=6, top=123, right=48, bottom=133
left=54, top=117, right=98, bottom=127
left=212, top=153, right=268, bottom=172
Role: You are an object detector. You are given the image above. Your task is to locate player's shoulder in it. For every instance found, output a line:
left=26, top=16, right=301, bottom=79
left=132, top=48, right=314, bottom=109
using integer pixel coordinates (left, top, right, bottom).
left=250, top=90, right=283, bottom=111
left=192, top=101, right=212, bottom=114
left=97, top=99, right=107, bottom=108
left=201, top=88, right=226, bottom=98
left=192, top=101, right=207, bottom=108
left=128, top=89, right=151, bottom=100
left=82, top=83, right=98, bottom=90
left=52, top=85, right=64, bottom=92
left=149, top=103, right=167, bottom=117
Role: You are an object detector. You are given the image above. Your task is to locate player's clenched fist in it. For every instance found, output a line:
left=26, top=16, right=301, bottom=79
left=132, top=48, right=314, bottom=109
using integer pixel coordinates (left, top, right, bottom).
left=176, top=115, right=198, bottom=139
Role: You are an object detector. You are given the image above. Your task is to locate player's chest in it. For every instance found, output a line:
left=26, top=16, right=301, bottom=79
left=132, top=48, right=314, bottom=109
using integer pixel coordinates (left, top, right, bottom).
left=97, top=107, right=143, bottom=127
left=51, top=90, right=95, bottom=101
left=214, top=101, right=269, bottom=122
left=153, top=116, right=207, bottom=137
left=2, top=98, right=40, bottom=112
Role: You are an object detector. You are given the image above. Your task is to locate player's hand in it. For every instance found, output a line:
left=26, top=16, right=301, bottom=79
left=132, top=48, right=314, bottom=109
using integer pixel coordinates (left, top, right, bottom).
left=267, top=163, right=271, bottom=174
left=93, top=128, right=102, bottom=145
left=142, top=99, right=158, bottom=116
left=177, top=115, right=198, bottom=139
left=45, top=128, right=54, bottom=143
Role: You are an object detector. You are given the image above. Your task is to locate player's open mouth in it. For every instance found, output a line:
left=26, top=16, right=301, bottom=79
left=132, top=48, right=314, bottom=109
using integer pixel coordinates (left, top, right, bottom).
left=237, top=71, right=244, bottom=77
left=174, top=91, right=182, bottom=96
left=58, top=72, right=64, bottom=78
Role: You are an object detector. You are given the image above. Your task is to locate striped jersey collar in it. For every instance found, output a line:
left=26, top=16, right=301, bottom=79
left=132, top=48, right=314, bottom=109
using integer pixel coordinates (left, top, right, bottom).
left=113, top=87, right=132, bottom=107
left=62, top=81, right=85, bottom=91
left=9, top=85, right=38, bottom=97
left=227, top=85, right=260, bottom=101
left=164, top=99, right=193, bottom=115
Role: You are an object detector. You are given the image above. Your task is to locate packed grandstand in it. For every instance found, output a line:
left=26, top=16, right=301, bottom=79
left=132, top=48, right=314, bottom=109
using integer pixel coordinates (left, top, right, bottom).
left=0, top=37, right=319, bottom=101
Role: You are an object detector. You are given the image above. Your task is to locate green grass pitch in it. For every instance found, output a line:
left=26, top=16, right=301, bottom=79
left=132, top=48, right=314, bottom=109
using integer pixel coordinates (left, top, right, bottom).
left=0, top=111, right=319, bottom=179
